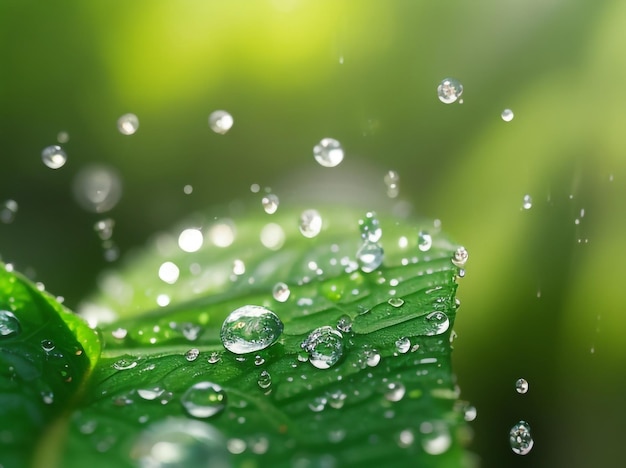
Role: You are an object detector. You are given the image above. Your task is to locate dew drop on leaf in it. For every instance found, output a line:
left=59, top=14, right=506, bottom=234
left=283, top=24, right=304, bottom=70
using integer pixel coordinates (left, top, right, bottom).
left=207, top=352, right=221, bottom=364
left=501, top=108, right=515, bottom=122
left=181, top=382, right=226, bottom=419
left=384, top=382, right=406, bottom=402
left=137, top=386, right=165, bottom=401
left=336, top=315, right=352, bottom=333
left=185, top=348, right=200, bottom=362
left=437, top=78, right=463, bottom=104
left=313, top=138, right=344, bottom=168
left=208, top=110, right=234, bottom=135
left=113, top=358, right=138, bottom=371
left=272, top=282, right=290, bottom=302
left=220, top=305, right=284, bottom=354
left=232, top=259, right=246, bottom=276
left=41, top=145, right=67, bottom=169
left=261, top=193, right=279, bottom=214
left=395, top=337, right=411, bottom=354
left=509, top=420, right=534, bottom=455
left=301, top=326, right=344, bottom=369
left=425, top=311, right=450, bottom=336
left=0, top=310, right=21, bottom=337
left=451, top=247, right=469, bottom=268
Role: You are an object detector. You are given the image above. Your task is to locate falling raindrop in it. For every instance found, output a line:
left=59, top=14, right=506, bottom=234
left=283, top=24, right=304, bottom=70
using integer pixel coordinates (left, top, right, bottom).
left=72, top=164, right=122, bottom=213
left=261, top=194, right=279, bottom=214
left=113, top=358, right=138, bottom=371
left=207, top=352, right=221, bottom=364
left=257, top=370, right=272, bottom=390
left=522, top=194, right=532, bottom=210
left=117, top=113, right=139, bottom=135
left=301, top=326, right=344, bottom=369
left=185, top=348, right=200, bottom=362
left=437, top=78, right=463, bottom=104
left=94, top=218, right=115, bottom=240
left=501, top=109, right=515, bottom=122
left=357, top=241, right=384, bottom=273
left=418, top=231, right=432, bottom=252
left=181, top=382, right=226, bottom=419
left=359, top=212, right=382, bottom=243
left=509, top=421, right=534, bottom=455
left=299, top=209, right=323, bottom=238
left=41, top=145, right=67, bottom=169
left=208, top=110, right=234, bottom=135
left=385, top=382, right=406, bottom=402
left=220, top=305, right=284, bottom=354
left=1, top=200, right=18, bottom=224
left=272, top=282, right=290, bottom=302
left=0, top=310, right=21, bottom=337
left=137, top=386, right=165, bottom=401
left=451, top=247, right=469, bottom=268
left=515, top=378, right=529, bottom=394
left=313, top=138, right=344, bottom=168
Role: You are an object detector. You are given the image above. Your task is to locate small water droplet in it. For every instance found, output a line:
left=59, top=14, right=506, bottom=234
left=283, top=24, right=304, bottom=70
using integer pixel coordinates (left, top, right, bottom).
left=41, top=390, right=54, bottom=405
left=72, top=164, right=122, bottom=213
left=301, top=326, right=344, bottom=369
left=178, top=228, right=204, bottom=253
left=113, top=358, right=138, bottom=371
left=207, top=352, right=221, bottom=364
left=336, top=315, right=352, bottom=333
left=418, top=231, right=432, bottom=252
left=308, top=395, right=327, bottom=412
left=220, top=305, right=284, bottom=354
left=232, top=259, right=246, bottom=276
left=385, top=383, right=406, bottom=402
left=257, top=370, right=272, bottom=389
left=388, top=297, right=404, bottom=308
left=522, top=194, right=532, bottom=210
left=117, top=113, right=139, bottom=135
left=0, top=310, right=21, bottom=337
left=41, top=145, right=67, bottom=169
left=94, top=218, right=115, bottom=240
left=313, top=138, right=344, bottom=168
left=357, top=241, right=384, bottom=273
left=41, top=339, right=55, bottom=352
left=384, top=170, right=400, bottom=198
left=137, top=386, right=165, bottom=401
left=451, top=247, right=468, bottom=268
left=509, top=420, right=534, bottom=455
left=1, top=200, right=18, bottom=224
left=272, top=282, right=290, bottom=302
left=358, top=212, right=382, bottom=242
left=299, top=209, right=323, bottom=238
left=181, top=381, right=226, bottom=418
left=111, top=328, right=128, bottom=340
left=501, top=109, right=515, bottom=122
left=261, top=194, right=279, bottom=214
left=425, top=311, right=450, bottom=335
left=395, top=337, right=411, bottom=354
left=158, top=261, right=180, bottom=285
left=208, top=110, right=234, bottom=134
left=437, top=78, right=463, bottom=104
left=515, top=378, right=529, bottom=394
left=254, top=355, right=265, bottom=366
left=185, top=348, right=200, bottom=362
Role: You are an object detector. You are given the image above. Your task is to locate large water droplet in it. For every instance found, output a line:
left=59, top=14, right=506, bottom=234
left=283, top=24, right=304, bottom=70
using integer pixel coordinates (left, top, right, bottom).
left=425, top=311, right=450, bottom=336
left=515, top=378, right=529, bottom=394
left=72, top=164, right=122, bottom=213
left=261, top=194, right=279, bottom=214
left=0, top=310, right=21, bottom=337
left=117, top=113, right=139, bottom=135
left=451, top=247, right=468, bottom=268
left=272, top=282, right=290, bottom=302
left=41, top=145, right=67, bottom=169
left=181, top=382, right=226, bottom=419
left=437, top=78, right=463, bottom=104
left=357, top=241, right=384, bottom=273
left=208, top=110, right=234, bottom=135
left=299, top=209, right=323, bottom=238
left=313, top=138, right=344, bottom=168
left=1, top=199, right=18, bottom=224
left=501, top=109, right=515, bottom=122
left=220, top=305, right=283, bottom=354
left=509, top=420, right=534, bottom=455
left=301, top=326, right=344, bottom=369
left=359, top=212, right=382, bottom=242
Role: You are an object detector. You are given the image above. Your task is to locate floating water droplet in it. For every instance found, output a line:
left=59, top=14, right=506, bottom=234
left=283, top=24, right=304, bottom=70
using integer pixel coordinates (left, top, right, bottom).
left=425, top=311, right=450, bottom=335
left=185, top=348, right=200, bottom=362
left=208, top=110, right=233, bottom=135
left=501, top=109, right=515, bottom=122
left=357, top=241, right=384, bottom=273
left=111, top=328, right=128, bottom=340
left=308, top=395, right=327, bottom=412
left=313, top=138, right=344, bottom=168
left=1, top=199, right=18, bottom=224
left=113, top=358, right=138, bottom=371
left=181, top=382, right=226, bottom=418
left=72, top=164, right=122, bottom=213
left=385, top=382, right=406, bottom=402
left=359, top=212, right=382, bottom=243
left=178, top=228, right=204, bottom=253
left=261, top=194, right=279, bottom=214
left=137, top=386, right=165, bottom=401
left=336, top=315, right=352, bottom=333
left=451, top=247, right=468, bottom=268
left=522, top=194, right=532, bottom=210
left=437, top=78, right=463, bottom=104
left=41, top=339, right=55, bottom=352
left=94, top=218, right=115, bottom=240
left=41, top=145, right=67, bottom=169
left=117, top=113, right=139, bottom=135
left=418, top=231, right=432, bottom=252
left=207, top=352, right=221, bottom=364
left=515, top=378, right=529, bottom=394
left=509, top=420, right=534, bottom=455
left=301, top=326, right=344, bottom=369
left=158, top=261, right=180, bottom=285
left=220, top=305, right=283, bottom=354
left=0, top=310, right=21, bottom=337
left=257, top=370, right=272, bottom=389
left=395, top=337, right=411, bottom=354
left=388, top=297, right=404, bottom=308
left=57, top=131, right=69, bottom=143
left=232, top=259, right=245, bottom=276
left=272, top=282, right=290, bottom=302
left=299, top=209, right=323, bottom=238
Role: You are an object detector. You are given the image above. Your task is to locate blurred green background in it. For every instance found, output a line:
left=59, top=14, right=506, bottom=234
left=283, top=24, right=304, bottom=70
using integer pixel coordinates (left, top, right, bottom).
left=1, top=0, right=625, bottom=466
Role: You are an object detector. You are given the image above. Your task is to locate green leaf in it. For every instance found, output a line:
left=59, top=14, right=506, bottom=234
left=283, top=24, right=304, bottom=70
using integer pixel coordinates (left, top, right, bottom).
left=1, top=207, right=472, bottom=467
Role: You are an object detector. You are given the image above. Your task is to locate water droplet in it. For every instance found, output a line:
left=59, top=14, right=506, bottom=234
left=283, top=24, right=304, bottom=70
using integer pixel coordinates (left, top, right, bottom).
left=365, top=348, right=381, bottom=367
left=0, top=310, right=21, bottom=337
left=336, top=315, right=352, bottom=333
left=501, top=109, right=515, bottom=122
left=257, top=370, right=272, bottom=389
left=437, top=78, right=463, bottom=104
left=72, top=164, right=122, bottom=213
left=509, top=420, right=534, bottom=455
left=181, top=382, right=226, bottom=418
left=388, top=297, right=404, bottom=308
left=117, top=113, right=139, bottom=135
left=137, top=386, right=165, bottom=401
left=207, top=352, right=221, bottom=364
left=208, top=110, right=234, bottom=135
left=358, top=212, right=382, bottom=242
left=299, top=209, right=323, bottom=238
left=158, top=261, right=180, bottom=285
left=57, top=131, right=69, bottom=143
left=41, top=145, right=67, bottom=169
left=425, top=311, right=450, bottom=335
left=94, top=218, right=115, bottom=240
left=522, top=194, right=532, bottom=210
left=397, top=429, right=414, bottom=448
left=220, top=305, right=284, bottom=354
left=418, top=231, right=432, bottom=252
left=451, top=247, right=468, bottom=268
left=41, top=390, right=54, bottom=405
left=232, top=259, right=245, bottom=276
left=131, top=417, right=229, bottom=468
left=313, top=138, right=344, bottom=168
left=385, top=383, right=406, bottom=402
left=185, top=348, right=200, bottom=362
left=308, top=395, right=327, bottom=412
left=178, top=228, right=204, bottom=253
left=260, top=222, right=285, bottom=250
left=515, top=378, right=529, bottom=394
left=111, top=328, right=128, bottom=340
left=301, top=326, right=344, bottom=369
left=254, top=355, right=265, bottom=366
left=395, top=337, right=411, bottom=354
left=272, top=282, right=290, bottom=302
left=384, top=170, right=400, bottom=198
left=261, top=194, right=279, bottom=214
left=113, top=358, right=138, bottom=371
left=356, top=241, right=384, bottom=273
left=1, top=199, right=18, bottom=224
left=41, top=339, right=55, bottom=352
left=463, top=405, right=477, bottom=422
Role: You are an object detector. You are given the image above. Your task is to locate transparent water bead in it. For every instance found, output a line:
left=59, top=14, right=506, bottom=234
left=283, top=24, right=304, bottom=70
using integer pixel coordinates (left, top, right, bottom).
left=137, top=386, right=165, bottom=401
left=509, top=421, right=534, bottom=455
left=522, top=194, right=532, bottom=210
left=301, top=326, right=344, bottom=369
left=359, top=212, right=382, bottom=242
left=313, top=138, right=344, bottom=168
left=425, top=311, right=450, bottom=336
left=357, top=241, right=384, bottom=273
left=501, top=109, right=515, bottom=122
left=41, top=145, right=67, bottom=169
left=178, top=228, right=204, bottom=253
left=94, top=218, right=115, bottom=240
left=388, top=297, right=404, bottom=308
left=220, top=305, right=284, bottom=354
left=395, top=337, right=411, bottom=354
left=185, top=348, right=200, bottom=362
left=261, top=194, right=279, bottom=214
left=437, top=78, right=463, bottom=104
left=272, top=282, right=290, bottom=302
left=117, top=113, right=139, bottom=135
left=208, top=110, right=234, bottom=135
left=0, top=310, right=21, bottom=337
left=41, top=339, right=55, bottom=352
left=131, top=417, right=230, bottom=468
left=72, top=164, right=122, bottom=213
left=181, top=382, right=226, bottom=418
left=257, top=370, right=272, bottom=390
left=418, top=231, right=432, bottom=252
left=1, top=199, right=18, bottom=224
left=299, top=209, right=323, bottom=238
left=451, top=247, right=469, bottom=268
left=515, top=378, right=529, bottom=394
